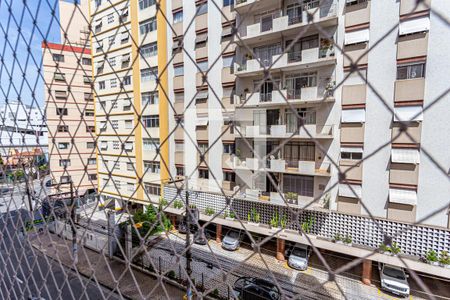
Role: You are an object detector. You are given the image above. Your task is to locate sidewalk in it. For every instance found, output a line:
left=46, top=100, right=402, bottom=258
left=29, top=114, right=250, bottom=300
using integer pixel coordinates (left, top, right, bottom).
left=30, top=232, right=185, bottom=300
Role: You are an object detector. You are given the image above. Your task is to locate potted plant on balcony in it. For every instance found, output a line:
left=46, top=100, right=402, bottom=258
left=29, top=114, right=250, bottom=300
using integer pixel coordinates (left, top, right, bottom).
left=343, top=234, right=352, bottom=247
left=280, top=214, right=287, bottom=230
left=247, top=208, right=260, bottom=226
left=173, top=200, right=183, bottom=210
left=270, top=212, right=280, bottom=230
left=325, top=80, right=336, bottom=97
left=301, top=216, right=315, bottom=235
left=285, top=192, right=298, bottom=205
left=225, top=210, right=236, bottom=221
left=426, top=249, right=439, bottom=266
left=379, top=243, right=391, bottom=255
left=333, top=232, right=344, bottom=244
left=390, top=242, right=401, bottom=256
left=205, top=207, right=215, bottom=216
left=439, top=251, right=450, bottom=268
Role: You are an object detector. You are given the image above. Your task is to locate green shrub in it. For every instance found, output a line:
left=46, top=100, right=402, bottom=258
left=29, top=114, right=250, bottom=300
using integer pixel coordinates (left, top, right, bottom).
left=334, top=233, right=342, bottom=242
left=212, top=288, right=219, bottom=297
left=379, top=243, right=391, bottom=253
left=270, top=212, right=279, bottom=228
left=343, top=235, right=352, bottom=244
left=426, top=249, right=438, bottom=262
left=166, top=270, right=176, bottom=280
left=205, top=207, right=215, bottom=216
left=390, top=242, right=401, bottom=255
left=439, top=250, right=450, bottom=265
left=173, top=200, right=183, bottom=209
left=229, top=211, right=236, bottom=219
left=301, top=216, right=315, bottom=234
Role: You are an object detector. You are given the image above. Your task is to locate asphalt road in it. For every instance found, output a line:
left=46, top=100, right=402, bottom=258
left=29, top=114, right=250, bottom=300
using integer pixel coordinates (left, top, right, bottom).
left=0, top=207, right=121, bottom=299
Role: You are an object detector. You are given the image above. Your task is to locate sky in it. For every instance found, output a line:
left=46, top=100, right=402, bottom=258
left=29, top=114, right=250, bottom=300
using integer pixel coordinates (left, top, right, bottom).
left=0, top=0, right=62, bottom=109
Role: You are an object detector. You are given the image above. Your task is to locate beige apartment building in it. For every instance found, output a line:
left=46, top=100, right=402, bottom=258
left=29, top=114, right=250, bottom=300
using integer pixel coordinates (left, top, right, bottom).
left=89, top=0, right=168, bottom=211
left=43, top=0, right=97, bottom=195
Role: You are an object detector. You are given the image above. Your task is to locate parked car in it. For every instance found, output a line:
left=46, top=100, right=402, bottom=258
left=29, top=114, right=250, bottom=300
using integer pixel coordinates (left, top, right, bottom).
left=222, top=230, right=241, bottom=251
left=287, top=243, right=311, bottom=271
left=378, top=263, right=410, bottom=298
left=233, top=277, right=281, bottom=300
left=0, top=186, right=13, bottom=194
left=178, top=219, right=188, bottom=234
left=193, top=229, right=210, bottom=245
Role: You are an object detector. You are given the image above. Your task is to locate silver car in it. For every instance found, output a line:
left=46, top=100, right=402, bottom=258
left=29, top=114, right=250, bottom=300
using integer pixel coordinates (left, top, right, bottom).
left=287, top=243, right=310, bottom=271
left=222, top=230, right=240, bottom=251
left=379, top=263, right=410, bottom=298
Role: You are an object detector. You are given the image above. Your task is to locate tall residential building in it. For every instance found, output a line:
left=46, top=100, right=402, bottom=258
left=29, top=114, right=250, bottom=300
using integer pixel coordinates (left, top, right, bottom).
left=163, top=0, right=450, bottom=268
left=43, top=0, right=97, bottom=195
left=89, top=0, right=168, bottom=210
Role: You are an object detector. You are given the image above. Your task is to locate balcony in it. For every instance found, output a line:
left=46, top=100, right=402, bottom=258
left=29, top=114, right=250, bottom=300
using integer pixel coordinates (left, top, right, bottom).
left=400, top=0, right=431, bottom=16
left=241, top=124, right=334, bottom=140
left=344, top=0, right=370, bottom=28
left=394, top=78, right=425, bottom=103
left=234, top=48, right=335, bottom=77
left=237, top=3, right=337, bottom=44
left=397, top=33, right=428, bottom=60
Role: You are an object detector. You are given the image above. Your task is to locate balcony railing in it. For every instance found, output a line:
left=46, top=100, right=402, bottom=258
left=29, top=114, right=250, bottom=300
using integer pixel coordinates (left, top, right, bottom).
left=241, top=124, right=334, bottom=139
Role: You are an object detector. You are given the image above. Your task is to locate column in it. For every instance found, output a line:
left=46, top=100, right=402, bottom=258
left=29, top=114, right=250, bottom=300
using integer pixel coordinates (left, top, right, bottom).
left=362, top=259, right=372, bottom=285
left=276, top=238, right=285, bottom=261
left=216, top=224, right=222, bottom=243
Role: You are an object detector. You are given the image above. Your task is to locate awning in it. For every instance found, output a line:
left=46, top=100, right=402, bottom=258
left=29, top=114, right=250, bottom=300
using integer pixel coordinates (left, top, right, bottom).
left=399, top=16, right=430, bottom=35
left=195, top=33, right=208, bottom=44
left=121, top=54, right=130, bottom=63
left=338, top=184, right=362, bottom=199
left=196, top=90, right=208, bottom=99
left=196, top=118, right=209, bottom=126
left=391, top=148, right=420, bottom=164
left=221, top=27, right=232, bottom=37
left=341, top=109, right=365, bottom=123
left=389, top=188, right=417, bottom=205
left=341, top=147, right=363, bottom=153
left=394, top=106, right=423, bottom=122
left=344, top=29, right=369, bottom=45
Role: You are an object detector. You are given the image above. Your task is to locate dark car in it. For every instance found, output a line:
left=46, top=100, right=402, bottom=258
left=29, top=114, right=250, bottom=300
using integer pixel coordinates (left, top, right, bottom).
left=178, top=220, right=188, bottom=234
left=193, top=229, right=210, bottom=245
left=233, top=277, right=281, bottom=300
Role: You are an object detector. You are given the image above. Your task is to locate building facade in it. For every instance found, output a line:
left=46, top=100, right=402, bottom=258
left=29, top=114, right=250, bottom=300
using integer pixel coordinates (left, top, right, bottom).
left=43, top=0, right=96, bottom=195
left=89, top=0, right=168, bottom=210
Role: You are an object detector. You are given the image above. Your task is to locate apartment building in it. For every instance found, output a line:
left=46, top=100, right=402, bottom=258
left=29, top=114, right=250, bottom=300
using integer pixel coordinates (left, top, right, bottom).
left=43, top=0, right=96, bottom=195
left=89, top=0, right=168, bottom=210
left=164, top=0, right=450, bottom=270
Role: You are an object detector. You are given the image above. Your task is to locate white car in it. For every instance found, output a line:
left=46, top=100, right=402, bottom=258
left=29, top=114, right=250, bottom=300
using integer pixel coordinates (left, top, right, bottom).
left=379, top=263, right=410, bottom=298
left=287, top=243, right=310, bottom=271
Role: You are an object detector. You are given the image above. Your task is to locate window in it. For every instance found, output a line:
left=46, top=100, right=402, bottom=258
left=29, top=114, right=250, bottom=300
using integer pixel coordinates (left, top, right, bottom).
left=109, top=56, right=116, bottom=67
left=196, top=3, right=207, bottom=16
left=88, top=174, right=97, bottom=180
left=60, top=176, right=71, bottom=183
left=195, top=32, right=208, bottom=46
left=88, top=158, right=97, bottom=165
left=115, top=181, right=122, bottom=190
left=173, top=65, right=184, bottom=76
left=283, top=175, right=314, bottom=197
left=127, top=183, right=134, bottom=192
left=87, top=142, right=95, bottom=149
left=173, top=11, right=183, bottom=24
left=58, top=142, right=69, bottom=149
left=96, top=61, right=104, bottom=73
left=120, top=8, right=129, bottom=22
left=86, top=125, right=95, bottom=133
left=144, top=161, right=160, bottom=174
left=96, top=40, right=103, bottom=52
left=143, top=138, right=159, bottom=151
left=144, top=183, right=160, bottom=195
left=99, top=121, right=107, bottom=132
left=119, top=31, right=128, bottom=44
left=121, top=53, right=130, bottom=67
left=113, top=141, right=120, bottom=150
left=56, top=107, right=68, bottom=116
left=141, top=67, right=158, bottom=81
left=284, top=142, right=315, bottom=167
left=139, top=0, right=155, bottom=10
left=140, top=42, right=158, bottom=58
left=223, top=172, right=235, bottom=182
left=346, top=0, right=368, bottom=6
left=84, top=93, right=93, bottom=101
left=95, top=20, right=102, bottom=33
left=99, top=81, right=106, bottom=90
left=59, top=159, right=71, bottom=167
left=112, top=100, right=118, bottom=109
left=101, top=141, right=108, bottom=150
left=175, top=142, right=184, bottom=152
left=108, top=35, right=115, bottom=47
left=199, top=169, right=209, bottom=179
left=124, top=142, right=133, bottom=151
left=140, top=18, right=157, bottom=35
left=111, top=120, right=119, bottom=129
left=198, top=143, right=208, bottom=154
left=82, top=57, right=92, bottom=65
left=223, top=143, right=235, bottom=154
left=142, top=92, right=159, bottom=105
left=176, top=167, right=184, bottom=176
left=85, top=109, right=94, bottom=116
left=196, top=60, right=208, bottom=72
left=94, top=0, right=101, bottom=8
left=397, top=63, right=425, bottom=80
left=113, top=161, right=120, bottom=171
left=223, top=0, right=234, bottom=7
left=143, top=115, right=159, bottom=127
left=125, top=120, right=133, bottom=129
left=341, top=109, right=366, bottom=123
left=54, top=72, right=65, bottom=81
left=222, top=56, right=234, bottom=68
left=341, top=148, right=363, bottom=160
left=110, top=78, right=117, bottom=88
left=83, top=75, right=91, bottom=84
left=123, top=104, right=131, bottom=111
left=52, top=54, right=64, bottom=62
left=301, top=35, right=319, bottom=50
left=58, top=125, right=69, bottom=132
left=126, top=162, right=134, bottom=171
left=55, top=90, right=67, bottom=99
left=123, top=75, right=131, bottom=86
left=107, top=13, right=114, bottom=24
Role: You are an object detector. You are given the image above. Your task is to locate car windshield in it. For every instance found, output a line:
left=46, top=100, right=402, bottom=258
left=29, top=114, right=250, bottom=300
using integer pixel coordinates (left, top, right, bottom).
left=226, top=231, right=239, bottom=239
left=383, top=267, right=406, bottom=280
left=292, top=248, right=307, bottom=258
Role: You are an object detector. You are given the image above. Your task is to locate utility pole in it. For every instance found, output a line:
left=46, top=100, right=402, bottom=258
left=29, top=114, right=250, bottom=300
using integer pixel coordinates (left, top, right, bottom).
left=70, top=180, right=78, bottom=265
left=185, top=176, right=192, bottom=300
left=22, top=160, right=33, bottom=212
